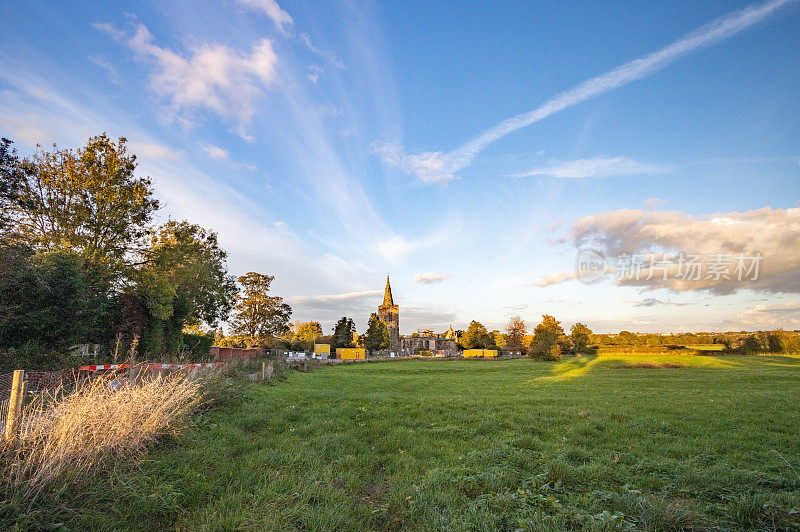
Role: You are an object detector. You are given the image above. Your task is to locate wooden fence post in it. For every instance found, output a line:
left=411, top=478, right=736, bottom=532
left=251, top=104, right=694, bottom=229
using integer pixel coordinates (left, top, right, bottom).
left=4, top=370, right=25, bottom=443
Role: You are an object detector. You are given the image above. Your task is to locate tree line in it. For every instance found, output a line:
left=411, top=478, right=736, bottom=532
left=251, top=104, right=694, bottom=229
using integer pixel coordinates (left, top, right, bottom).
left=0, top=135, right=291, bottom=370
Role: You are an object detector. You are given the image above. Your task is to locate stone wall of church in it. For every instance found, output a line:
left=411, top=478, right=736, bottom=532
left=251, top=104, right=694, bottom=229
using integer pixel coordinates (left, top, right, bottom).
left=400, top=336, right=458, bottom=356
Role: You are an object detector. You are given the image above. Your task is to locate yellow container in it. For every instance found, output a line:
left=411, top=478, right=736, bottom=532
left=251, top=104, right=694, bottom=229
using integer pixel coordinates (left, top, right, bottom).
left=463, top=349, right=498, bottom=358
left=336, top=348, right=366, bottom=359
left=314, top=344, right=331, bottom=355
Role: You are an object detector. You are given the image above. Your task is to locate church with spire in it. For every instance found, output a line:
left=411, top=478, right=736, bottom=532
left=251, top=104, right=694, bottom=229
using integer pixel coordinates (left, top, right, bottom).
left=377, top=275, right=400, bottom=352
left=377, top=275, right=458, bottom=356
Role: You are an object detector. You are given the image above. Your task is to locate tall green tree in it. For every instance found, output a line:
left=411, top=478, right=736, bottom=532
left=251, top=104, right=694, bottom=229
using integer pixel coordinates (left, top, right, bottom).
left=462, top=320, right=494, bottom=349
left=0, top=248, right=111, bottom=352
left=363, top=313, right=389, bottom=355
left=230, top=272, right=291, bottom=348
left=9, top=134, right=158, bottom=289
left=570, top=323, right=594, bottom=355
left=0, top=138, right=29, bottom=240
left=529, top=315, right=565, bottom=361
left=293, top=321, right=323, bottom=350
left=137, top=221, right=237, bottom=356
left=505, top=315, right=527, bottom=353
left=331, top=317, right=355, bottom=350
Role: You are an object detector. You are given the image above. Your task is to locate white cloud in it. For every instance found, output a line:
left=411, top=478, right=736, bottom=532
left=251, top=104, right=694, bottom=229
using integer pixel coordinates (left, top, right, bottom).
left=373, top=142, right=454, bottom=184
left=390, top=0, right=792, bottom=183
left=526, top=271, right=579, bottom=287
left=629, top=298, right=689, bottom=307
left=202, top=144, right=229, bottom=160
left=559, top=206, right=800, bottom=294
left=120, top=23, right=278, bottom=138
left=306, top=65, right=323, bottom=84
left=376, top=218, right=461, bottom=263
left=91, top=22, right=125, bottom=41
left=128, top=141, right=181, bottom=160
left=645, top=197, right=668, bottom=209
left=413, top=273, right=451, bottom=284
left=90, top=56, right=120, bottom=84
left=0, top=112, right=54, bottom=146
left=288, top=290, right=381, bottom=310
left=729, top=302, right=800, bottom=328
left=300, top=33, right=345, bottom=68
left=513, top=156, right=672, bottom=179
left=237, top=0, right=294, bottom=37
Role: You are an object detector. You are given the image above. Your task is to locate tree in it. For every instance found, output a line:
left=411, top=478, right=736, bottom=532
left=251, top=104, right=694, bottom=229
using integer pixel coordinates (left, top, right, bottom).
left=505, top=316, right=527, bottom=353
left=0, top=138, right=29, bottom=240
left=492, top=330, right=507, bottom=349
left=230, top=272, right=291, bottom=348
left=331, top=317, right=355, bottom=350
left=136, top=221, right=237, bottom=356
left=462, top=320, right=494, bottom=349
left=363, top=313, right=389, bottom=355
left=0, top=248, right=111, bottom=352
left=529, top=315, right=565, bottom=361
left=293, top=321, right=323, bottom=349
left=570, top=322, right=595, bottom=355
left=10, top=134, right=158, bottom=289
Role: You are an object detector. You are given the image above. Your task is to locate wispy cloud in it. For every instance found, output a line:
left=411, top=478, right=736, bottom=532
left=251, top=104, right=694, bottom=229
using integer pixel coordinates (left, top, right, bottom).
left=288, top=290, right=381, bottom=309
left=300, top=33, right=345, bottom=68
left=513, top=156, right=672, bottom=178
left=729, top=301, right=800, bottom=328
left=91, top=22, right=125, bottom=41
left=373, top=142, right=453, bottom=184
left=128, top=142, right=181, bottom=160
left=413, top=273, right=451, bottom=284
left=645, top=197, right=668, bottom=209
left=90, top=56, right=120, bottom=84
left=630, top=298, right=689, bottom=307
left=237, top=0, right=294, bottom=37
left=387, top=0, right=793, bottom=183
left=526, top=271, right=579, bottom=287
left=202, top=144, right=228, bottom=160
left=104, top=23, right=279, bottom=139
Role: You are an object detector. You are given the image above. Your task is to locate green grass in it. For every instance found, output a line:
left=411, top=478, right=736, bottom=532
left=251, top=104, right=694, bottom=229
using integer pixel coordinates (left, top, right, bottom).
left=20, top=355, right=800, bottom=530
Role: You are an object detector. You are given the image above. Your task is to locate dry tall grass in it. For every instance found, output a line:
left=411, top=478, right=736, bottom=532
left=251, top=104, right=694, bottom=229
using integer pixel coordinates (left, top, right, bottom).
left=2, top=371, right=201, bottom=499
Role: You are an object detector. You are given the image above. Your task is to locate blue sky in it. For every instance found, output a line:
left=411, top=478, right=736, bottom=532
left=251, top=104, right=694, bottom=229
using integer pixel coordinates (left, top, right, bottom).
left=1, top=0, right=799, bottom=334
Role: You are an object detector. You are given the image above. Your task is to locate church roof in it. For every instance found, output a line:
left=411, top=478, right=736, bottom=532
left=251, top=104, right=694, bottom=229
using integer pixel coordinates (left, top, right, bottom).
left=383, top=275, right=394, bottom=306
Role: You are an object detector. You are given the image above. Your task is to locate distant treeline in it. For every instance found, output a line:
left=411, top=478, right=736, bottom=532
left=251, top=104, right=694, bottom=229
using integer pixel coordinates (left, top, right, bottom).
left=590, top=330, right=800, bottom=354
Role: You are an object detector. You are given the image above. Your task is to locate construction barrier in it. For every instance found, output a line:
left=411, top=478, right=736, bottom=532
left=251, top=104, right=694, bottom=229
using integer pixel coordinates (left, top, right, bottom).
left=336, top=348, right=366, bottom=360
left=462, top=349, right=498, bottom=358
left=77, top=364, right=131, bottom=372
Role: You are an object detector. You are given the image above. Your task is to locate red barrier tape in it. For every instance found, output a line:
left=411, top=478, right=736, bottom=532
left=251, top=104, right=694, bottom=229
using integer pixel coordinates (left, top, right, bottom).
left=77, top=362, right=225, bottom=372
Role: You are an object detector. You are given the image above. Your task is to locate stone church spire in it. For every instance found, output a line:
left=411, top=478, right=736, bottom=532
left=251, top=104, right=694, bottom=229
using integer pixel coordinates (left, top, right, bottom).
left=378, top=275, right=400, bottom=353
left=383, top=275, right=394, bottom=306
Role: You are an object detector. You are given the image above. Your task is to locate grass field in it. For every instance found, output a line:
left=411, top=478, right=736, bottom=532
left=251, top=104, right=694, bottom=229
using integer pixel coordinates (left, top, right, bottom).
left=28, top=354, right=800, bottom=530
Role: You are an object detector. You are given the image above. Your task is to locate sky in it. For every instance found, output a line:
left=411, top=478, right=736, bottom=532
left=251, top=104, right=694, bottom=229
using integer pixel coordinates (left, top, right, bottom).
left=1, top=0, right=799, bottom=335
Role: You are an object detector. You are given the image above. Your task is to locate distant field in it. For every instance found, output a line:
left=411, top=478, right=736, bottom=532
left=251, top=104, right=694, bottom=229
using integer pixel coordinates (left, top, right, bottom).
left=45, top=354, right=800, bottom=530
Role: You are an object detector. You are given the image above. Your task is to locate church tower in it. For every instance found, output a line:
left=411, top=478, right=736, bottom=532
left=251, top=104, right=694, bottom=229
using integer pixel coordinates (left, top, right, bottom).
left=378, top=275, right=400, bottom=352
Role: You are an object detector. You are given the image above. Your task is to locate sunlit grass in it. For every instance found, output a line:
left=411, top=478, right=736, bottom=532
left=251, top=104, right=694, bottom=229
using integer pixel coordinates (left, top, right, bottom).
left=1, top=373, right=201, bottom=504
left=13, top=355, right=800, bottom=530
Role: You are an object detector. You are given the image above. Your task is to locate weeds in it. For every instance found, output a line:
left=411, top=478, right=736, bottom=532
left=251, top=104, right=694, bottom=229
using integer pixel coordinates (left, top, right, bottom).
left=1, top=372, right=201, bottom=501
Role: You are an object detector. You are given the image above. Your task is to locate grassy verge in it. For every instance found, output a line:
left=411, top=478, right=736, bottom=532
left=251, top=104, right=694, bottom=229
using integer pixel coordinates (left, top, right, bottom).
left=9, top=354, right=800, bottom=530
